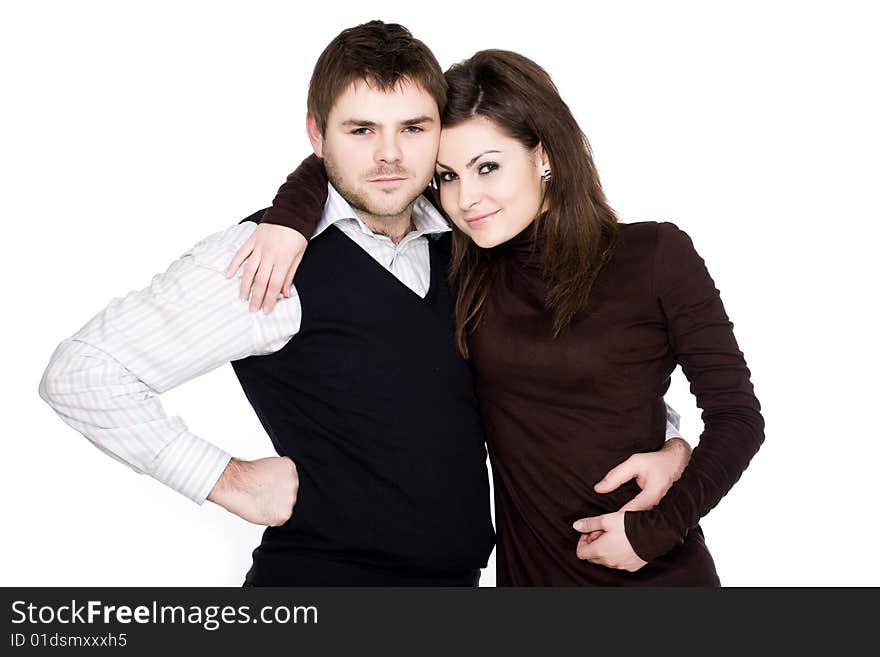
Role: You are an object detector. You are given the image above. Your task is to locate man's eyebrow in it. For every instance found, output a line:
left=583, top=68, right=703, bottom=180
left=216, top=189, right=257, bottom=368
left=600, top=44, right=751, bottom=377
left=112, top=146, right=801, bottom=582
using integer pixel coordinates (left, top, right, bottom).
left=341, top=119, right=377, bottom=127
left=340, top=116, right=436, bottom=128
left=401, top=115, right=435, bottom=126
left=436, top=150, right=502, bottom=171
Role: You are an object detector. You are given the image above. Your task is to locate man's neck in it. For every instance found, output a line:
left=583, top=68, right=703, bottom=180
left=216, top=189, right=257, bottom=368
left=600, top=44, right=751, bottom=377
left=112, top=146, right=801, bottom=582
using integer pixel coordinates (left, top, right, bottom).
left=354, top=208, right=416, bottom=245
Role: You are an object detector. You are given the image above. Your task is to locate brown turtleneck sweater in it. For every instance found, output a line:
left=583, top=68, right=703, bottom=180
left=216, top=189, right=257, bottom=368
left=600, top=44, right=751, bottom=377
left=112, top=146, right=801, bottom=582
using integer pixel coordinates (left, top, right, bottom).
left=260, top=155, right=764, bottom=586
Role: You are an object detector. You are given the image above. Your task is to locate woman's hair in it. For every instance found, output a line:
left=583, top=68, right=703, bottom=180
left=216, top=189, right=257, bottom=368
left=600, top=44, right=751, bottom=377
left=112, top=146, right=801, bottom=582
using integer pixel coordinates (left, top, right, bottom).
left=441, top=50, right=619, bottom=357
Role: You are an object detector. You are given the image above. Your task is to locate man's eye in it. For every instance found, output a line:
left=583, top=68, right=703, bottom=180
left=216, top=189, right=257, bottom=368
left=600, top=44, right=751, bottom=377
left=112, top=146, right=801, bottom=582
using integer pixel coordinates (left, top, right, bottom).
left=351, top=128, right=371, bottom=135
left=478, top=162, right=500, bottom=175
left=404, top=126, right=424, bottom=133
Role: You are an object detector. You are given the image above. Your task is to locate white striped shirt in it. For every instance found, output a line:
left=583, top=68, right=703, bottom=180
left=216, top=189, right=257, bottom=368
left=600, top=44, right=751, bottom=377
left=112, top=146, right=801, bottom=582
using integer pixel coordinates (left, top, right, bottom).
left=39, top=183, right=682, bottom=506
left=38, top=184, right=450, bottom=504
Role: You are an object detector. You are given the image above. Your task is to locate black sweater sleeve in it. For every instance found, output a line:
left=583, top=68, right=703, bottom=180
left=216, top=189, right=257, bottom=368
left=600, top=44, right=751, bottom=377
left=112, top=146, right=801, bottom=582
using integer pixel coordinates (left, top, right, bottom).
left=624, top=222, right=765, bottom=562
left=259, top=154, right=329, bottom=239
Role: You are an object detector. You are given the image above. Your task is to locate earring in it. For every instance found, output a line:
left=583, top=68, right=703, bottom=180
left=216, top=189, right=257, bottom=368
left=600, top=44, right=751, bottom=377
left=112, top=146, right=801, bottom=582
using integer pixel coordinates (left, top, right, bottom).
left=542, top=169, right=552, bottom=184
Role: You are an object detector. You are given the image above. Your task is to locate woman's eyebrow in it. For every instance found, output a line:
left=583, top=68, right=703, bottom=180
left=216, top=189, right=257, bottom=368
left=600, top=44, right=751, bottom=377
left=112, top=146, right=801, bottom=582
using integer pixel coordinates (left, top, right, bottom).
left=436, top=150, right=502, bottom=171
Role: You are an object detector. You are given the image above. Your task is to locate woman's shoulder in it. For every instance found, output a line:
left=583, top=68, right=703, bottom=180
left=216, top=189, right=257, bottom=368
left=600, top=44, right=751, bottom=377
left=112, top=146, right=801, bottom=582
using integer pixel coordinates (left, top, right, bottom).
left=615, top=221, right=695, bottom=257
left=616, top=220, right=686, bottom=237
left=613, top=221, right=714, bottom=303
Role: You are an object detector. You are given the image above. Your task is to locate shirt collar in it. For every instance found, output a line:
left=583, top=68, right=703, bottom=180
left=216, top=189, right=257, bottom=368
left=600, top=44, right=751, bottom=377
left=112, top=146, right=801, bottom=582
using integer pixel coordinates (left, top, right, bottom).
left=315, top=183, right=450, bottom=241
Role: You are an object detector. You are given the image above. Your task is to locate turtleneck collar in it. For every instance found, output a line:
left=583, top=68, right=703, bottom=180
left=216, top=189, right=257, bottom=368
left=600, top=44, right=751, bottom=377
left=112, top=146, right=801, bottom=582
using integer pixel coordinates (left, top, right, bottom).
left=489, top=215, right=547, bottom=271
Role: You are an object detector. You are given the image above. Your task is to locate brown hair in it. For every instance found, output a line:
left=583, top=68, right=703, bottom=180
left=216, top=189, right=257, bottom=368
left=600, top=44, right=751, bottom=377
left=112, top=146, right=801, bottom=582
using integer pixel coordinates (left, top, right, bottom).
left=442, top=50, right=619, bottom=357
left=307, top=21, right=447, bottom=134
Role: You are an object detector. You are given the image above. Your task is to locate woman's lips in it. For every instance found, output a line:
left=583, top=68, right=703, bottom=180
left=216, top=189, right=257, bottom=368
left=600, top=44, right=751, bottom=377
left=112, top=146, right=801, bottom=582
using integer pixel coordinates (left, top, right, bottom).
left=465, top=209, right=500, bottom=225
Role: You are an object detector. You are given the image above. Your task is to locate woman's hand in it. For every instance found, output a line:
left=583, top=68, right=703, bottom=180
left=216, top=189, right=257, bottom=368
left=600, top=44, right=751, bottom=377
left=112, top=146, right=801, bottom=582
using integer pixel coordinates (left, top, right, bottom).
left=573, top=511, right=647, bottom=572
left=226, top=223, right=308, bottom=313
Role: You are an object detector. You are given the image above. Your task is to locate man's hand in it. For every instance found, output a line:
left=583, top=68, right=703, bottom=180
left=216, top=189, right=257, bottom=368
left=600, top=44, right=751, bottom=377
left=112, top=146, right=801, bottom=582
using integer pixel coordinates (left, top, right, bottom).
left=581, top=437, right=692, bottom=546
left=207, top=456, right=299, bottom=527
left=573, top=511, right=647, bottom=572
left=596, top=437, right=691, bottom=512
left=226, top=224, right=308, bottom=314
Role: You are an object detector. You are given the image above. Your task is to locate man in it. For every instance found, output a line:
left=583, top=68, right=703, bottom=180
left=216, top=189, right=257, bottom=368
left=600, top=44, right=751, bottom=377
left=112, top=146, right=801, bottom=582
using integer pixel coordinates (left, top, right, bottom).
left=39, top=21, right=690, bottom=586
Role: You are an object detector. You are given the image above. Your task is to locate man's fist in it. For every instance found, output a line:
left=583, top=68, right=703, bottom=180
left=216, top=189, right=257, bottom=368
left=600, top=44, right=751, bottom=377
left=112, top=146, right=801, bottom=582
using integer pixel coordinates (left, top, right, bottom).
left=207, top=456, right=299, bottom=527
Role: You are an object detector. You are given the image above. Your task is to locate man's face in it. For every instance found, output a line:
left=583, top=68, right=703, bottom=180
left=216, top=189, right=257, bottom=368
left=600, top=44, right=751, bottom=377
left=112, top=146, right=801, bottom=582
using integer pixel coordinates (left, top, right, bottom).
left=309, top=79, right=441, bottom=224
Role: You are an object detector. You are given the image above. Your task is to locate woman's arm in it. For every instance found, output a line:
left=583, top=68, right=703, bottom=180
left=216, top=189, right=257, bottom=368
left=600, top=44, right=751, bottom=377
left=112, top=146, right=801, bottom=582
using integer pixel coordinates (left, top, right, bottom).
left=260, top=154, right=329, bottom=238
left=226, top=154, right=329, bottom=312
left=623, top=222, right=765, bottom=562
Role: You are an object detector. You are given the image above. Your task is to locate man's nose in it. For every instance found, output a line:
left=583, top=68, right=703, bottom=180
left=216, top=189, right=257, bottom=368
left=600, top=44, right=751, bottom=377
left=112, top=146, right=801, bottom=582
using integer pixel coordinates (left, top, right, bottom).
left=375, top=133, right=403, bottom=165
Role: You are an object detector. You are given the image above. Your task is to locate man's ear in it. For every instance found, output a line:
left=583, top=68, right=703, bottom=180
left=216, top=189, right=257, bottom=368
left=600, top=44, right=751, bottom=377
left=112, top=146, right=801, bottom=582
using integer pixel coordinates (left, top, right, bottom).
left=306, top=113, right=324, bottom=158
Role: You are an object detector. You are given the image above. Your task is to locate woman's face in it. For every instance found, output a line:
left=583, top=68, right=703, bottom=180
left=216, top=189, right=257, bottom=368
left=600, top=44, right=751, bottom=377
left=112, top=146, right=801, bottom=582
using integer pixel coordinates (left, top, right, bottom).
left=436, top=116, right=548, bottom=248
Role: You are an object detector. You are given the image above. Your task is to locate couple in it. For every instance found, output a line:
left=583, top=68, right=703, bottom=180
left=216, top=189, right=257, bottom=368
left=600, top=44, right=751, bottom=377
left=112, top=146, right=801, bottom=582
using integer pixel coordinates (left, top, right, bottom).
left=39, top=21, right=763, bottom=586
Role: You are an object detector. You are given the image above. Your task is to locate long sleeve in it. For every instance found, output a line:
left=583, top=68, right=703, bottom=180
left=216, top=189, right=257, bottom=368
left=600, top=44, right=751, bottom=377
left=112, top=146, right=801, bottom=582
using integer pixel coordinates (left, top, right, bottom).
left=624, top=222, right=765, bottom=562
left=39, top=222, right=303, bottom=504
left=259, top=154, right=329, bottom=238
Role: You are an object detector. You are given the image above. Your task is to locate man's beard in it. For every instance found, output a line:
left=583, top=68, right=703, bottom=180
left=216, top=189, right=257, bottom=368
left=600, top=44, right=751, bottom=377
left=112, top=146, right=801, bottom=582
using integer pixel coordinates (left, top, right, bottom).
left=324, top=154, right=423, bottom=222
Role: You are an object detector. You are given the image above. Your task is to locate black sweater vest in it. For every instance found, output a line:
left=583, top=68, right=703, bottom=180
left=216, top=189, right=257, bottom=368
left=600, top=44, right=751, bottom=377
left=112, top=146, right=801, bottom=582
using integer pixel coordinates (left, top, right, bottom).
left=231, top=215, right=495, bottom=579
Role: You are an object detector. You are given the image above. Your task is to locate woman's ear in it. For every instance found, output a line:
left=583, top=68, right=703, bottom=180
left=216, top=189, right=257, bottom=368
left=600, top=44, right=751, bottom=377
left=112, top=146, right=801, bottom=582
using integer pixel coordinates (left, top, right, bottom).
left=536, top=143, right=551, bottom=175
left=536, top=143, right=551, bottom=183
left=306, top=113, right=324, bottom=158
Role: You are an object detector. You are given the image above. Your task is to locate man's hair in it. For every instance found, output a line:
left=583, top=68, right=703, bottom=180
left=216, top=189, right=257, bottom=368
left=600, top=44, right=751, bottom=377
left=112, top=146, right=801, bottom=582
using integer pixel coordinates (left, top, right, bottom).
left=307, top=20, right=447, bottom=134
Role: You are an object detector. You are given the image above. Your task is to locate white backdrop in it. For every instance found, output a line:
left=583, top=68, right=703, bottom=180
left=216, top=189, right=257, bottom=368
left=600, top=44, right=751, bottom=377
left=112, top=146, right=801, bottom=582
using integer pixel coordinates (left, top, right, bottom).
left=2, top=0, right=877, bottom=586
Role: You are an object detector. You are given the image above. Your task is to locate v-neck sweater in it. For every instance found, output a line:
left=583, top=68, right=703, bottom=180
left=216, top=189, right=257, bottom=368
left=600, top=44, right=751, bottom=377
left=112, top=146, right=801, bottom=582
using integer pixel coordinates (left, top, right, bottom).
left=233, top=224, right=495, bottom=583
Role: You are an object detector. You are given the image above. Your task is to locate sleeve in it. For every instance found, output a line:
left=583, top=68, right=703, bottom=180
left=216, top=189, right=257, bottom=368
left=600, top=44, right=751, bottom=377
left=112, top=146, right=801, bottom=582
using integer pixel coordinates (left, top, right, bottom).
left=38, top=222, right=303, bottom=505
left=258, top=154, right=329, bottom=239
left=624, top=222, right=765, bottom=562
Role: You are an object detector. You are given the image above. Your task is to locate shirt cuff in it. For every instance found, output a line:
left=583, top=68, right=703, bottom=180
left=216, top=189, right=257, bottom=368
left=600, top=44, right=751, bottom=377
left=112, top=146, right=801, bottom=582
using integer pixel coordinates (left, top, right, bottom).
left=149, top=430, right=233, bottom=505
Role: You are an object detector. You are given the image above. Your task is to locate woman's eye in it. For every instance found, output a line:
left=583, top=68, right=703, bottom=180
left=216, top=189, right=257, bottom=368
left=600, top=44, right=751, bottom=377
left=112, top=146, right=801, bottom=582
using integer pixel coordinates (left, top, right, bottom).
left=478, top=162, right=500, bottom=175
left=436, top=171, right=457, bottom=183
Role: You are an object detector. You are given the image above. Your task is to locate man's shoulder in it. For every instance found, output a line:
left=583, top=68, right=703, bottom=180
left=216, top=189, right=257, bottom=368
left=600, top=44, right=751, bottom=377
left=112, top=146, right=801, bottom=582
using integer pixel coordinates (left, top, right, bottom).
left=179, top=217, right=262, bottom=273
left=431, top=231, right=452, bottom=252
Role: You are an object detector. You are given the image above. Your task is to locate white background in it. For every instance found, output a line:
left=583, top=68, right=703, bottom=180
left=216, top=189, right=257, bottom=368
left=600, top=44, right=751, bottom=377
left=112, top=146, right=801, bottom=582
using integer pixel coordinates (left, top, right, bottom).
left=2, top=1, right=877, bottom=586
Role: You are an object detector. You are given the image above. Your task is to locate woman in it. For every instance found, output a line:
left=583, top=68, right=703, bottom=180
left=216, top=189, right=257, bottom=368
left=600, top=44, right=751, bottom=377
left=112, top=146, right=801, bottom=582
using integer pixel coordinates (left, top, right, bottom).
left=229, top=50, right=764, bottom=585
